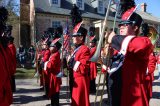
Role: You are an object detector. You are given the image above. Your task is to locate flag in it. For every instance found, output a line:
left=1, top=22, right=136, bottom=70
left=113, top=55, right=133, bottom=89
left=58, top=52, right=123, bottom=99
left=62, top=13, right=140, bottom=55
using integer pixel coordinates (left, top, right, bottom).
left=63, top=21, right=70, bottom=51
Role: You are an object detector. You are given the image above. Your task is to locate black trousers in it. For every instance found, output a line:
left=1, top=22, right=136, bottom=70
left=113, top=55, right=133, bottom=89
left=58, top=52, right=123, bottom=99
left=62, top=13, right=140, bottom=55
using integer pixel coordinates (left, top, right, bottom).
left=69, top=69, right=73, bottom=96
left=106, top=73, right=109, bottom=94
left=90, top=79, right=96, bottom=93
left=11, top=75, right=16, bottom=92
left=108, top=69, right=122, bottom=106
left=51, top=92, right=59, bottom=106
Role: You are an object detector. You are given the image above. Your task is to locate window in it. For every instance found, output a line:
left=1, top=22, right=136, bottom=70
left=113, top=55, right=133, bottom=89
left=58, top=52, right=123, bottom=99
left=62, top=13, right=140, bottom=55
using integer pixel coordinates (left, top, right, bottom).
left=52, top=21, right=61, bottom=28
left=50, top=0, right=61, bottom=7
left=52, top=0, right=58, bottom=4
left=77, top=0, right=82, bottom=8
left=98, top=1, right=104, bottom=12
left=76, top=0, right=84, bottom=10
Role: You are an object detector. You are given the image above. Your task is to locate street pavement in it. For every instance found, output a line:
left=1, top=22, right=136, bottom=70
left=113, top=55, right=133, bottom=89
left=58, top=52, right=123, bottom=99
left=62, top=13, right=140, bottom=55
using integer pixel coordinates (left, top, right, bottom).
left=11, top=70, right=160, bottom=106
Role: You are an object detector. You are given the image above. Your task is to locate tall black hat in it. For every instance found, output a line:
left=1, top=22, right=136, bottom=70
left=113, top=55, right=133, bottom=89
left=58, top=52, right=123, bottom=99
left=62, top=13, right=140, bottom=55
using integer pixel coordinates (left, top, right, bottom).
left=4, top=25, right=13, bottom=36
left=119, top=7, right=143, bottom=28
left=7, top=36, right=14, bottom=42
left=47, top=27, right=55, bottom=38
left=72, top=27, right=87, bottom=37
left=42, top=38, right=51, bottom=46
left=118, top=0, right=136, bottom=17
left=50, top=41, right=62, bottom=50
left=72, top=21, right=87, bottom=37
left=54, top=26, right=63, bottom=38
left=140, top=23, right=149, bottom=36
left=0, top=6, right=8, bottom=31
left=70, top=4, right=82, bottom=27
left=5, top=25, right=13, bottom=31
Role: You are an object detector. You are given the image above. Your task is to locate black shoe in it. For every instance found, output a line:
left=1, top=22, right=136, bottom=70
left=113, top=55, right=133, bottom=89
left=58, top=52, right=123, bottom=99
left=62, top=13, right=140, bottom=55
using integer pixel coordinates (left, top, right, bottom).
left=40, top=87, right=44, bottom=90
left=63, top=74, right=67, bottom=77
left=90, top=90, right=96, bottom=94
left=42, top=94, right=48, bottom=99
left=103, top=99, right=109, bottom=105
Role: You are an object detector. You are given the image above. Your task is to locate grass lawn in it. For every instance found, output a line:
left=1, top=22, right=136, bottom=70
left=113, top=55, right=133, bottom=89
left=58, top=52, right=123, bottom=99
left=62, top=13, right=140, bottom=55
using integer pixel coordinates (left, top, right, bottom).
left=156, top=48, right=160, bottom=52
left=15, top=64, right=102, bottom=79
left=15, top=68, right=36, bottom=79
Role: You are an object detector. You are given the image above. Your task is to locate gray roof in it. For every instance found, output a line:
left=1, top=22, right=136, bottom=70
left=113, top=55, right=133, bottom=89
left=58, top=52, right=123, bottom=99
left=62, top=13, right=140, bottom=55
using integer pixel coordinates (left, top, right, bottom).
left=35, top=0, right=115, bottom=20
left=136, top=11, right=160, bottom=24
left=35, top=7, right=116, bottom=20
left=34, top=0, right=160, bottom=24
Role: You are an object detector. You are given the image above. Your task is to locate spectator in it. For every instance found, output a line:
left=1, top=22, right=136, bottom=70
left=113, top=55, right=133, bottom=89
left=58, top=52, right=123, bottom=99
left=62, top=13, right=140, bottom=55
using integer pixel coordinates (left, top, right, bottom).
left=17, top=45, right=26, bottom=67
left=28, top=45, right=35, bottom=64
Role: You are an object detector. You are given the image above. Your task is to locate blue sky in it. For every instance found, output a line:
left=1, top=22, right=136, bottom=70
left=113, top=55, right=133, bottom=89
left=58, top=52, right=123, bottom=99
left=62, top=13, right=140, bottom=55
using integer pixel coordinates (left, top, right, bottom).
left=135, top=0, right=160, bottom=18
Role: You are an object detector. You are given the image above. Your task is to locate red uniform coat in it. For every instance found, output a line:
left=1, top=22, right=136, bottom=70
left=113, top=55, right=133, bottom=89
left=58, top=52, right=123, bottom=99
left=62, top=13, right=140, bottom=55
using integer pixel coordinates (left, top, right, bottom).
left=45, top=51, right=61, bottom=98
left=71, top=45, right=90, bottom=106
left=42, top=49, right=51, bottom=62
left=38, top=50, right=45, bottom=86
left=8, top=44, right=17, bottom=74
left=157, top=54, right=160, bottom=64
left=145, top=52, right=156, bottom=101
left=0, top=45, right=12, bottom=105
left=121, top=37, right=152, bottom=106
left=89, top=46, right=97, bottom=80
left=3, top=47, right=15, bottom=76
left=42, top=49, right=51, bottom=83
left=40, top=49, right=50, bottom=86
left=111, top=36, right=153, bottom=106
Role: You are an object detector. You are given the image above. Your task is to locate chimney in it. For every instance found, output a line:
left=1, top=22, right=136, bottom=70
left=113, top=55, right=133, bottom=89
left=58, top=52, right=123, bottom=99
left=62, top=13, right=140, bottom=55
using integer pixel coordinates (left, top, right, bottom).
left=141, top=3, right=147, bottom=12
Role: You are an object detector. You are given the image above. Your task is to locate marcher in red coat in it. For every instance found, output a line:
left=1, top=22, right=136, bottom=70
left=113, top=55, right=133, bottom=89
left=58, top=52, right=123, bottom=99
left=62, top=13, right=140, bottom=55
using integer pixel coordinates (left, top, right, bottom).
left=68, top=26, right=90, bottom=106
left=0, top=45, right=12, bottom=106
left=44, top=41, right=62, bottom=106
left=145, top=52, right=156, bottom=103
left=1, top=45, right=13, bottom=105
left=106, top=9, right=153, bottom=106
left=0, top=6, right=13, bottom=105
left=0, top=39, right=13, bottom=105
left=40, top=39, right=51, bottom=96
left=89, top=38, right=97, bottom=94
left=39, top=49, right=45, bottom=87
left=8, top=36, right=17, bottom=92
left=140, top=23, right=157, bottom=103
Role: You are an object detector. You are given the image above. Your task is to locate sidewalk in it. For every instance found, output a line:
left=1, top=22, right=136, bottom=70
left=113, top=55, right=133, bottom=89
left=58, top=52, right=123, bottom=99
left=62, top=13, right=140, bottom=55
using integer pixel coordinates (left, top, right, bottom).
left=12, top=70, right=160, bottom=106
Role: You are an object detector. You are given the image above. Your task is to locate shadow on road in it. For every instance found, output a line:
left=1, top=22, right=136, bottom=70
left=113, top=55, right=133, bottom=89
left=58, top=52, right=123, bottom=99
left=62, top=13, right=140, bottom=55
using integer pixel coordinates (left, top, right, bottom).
left=13, top=95, right=47, bottom=104
left=152, top=92, right=160, bottom=99
left=153, top=81, right=160, bottom=86
left=14, top=88, right=42, bottom=94
left=152, top=75, right=160, bottom=99
left=154, top=75, right=159, bottom=80
left=90, top=98, right=109, bottom=106
left=152, top=80, right=160, bottom=99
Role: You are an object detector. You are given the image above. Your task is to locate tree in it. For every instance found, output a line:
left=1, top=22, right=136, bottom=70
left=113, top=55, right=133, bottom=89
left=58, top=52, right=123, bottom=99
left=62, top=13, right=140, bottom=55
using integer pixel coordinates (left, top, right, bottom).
left=0, top=0, right=20, bottom=25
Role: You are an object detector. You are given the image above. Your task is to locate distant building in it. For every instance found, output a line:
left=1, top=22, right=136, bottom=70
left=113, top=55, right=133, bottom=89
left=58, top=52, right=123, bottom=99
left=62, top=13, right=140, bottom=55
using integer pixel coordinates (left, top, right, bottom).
left=8, top=13, right=20, bottom=48
left=20, top=0, right=160, bottom=47
left=34, top=0, right=118, bottom=41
